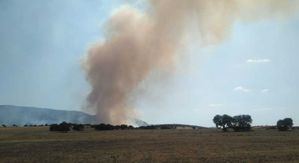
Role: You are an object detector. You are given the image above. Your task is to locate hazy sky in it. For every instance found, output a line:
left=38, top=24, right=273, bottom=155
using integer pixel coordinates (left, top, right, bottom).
left=1, top=0, right=299, bottom=126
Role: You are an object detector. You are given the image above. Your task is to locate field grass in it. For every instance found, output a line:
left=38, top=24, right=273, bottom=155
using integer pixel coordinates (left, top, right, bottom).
left=0, top=127, right=299, bottom=162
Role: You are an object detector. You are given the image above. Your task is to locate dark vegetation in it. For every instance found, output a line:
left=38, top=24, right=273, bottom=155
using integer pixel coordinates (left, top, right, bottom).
left=138, top=125, right=157, bottom=129
left=0, top=116, right=295, bottom=133
left=48, top=122, right=134, bottom=132
left=92, top=124, right=134, bottom=130
left=49, top=122, right=87, bottom=132
left=72, top=124, right=84, bottom=131
left=213, top=114, right=295, bottom=132
left=49, top=122, right=71, bottom=132
left=277, top=118, right=293, bottom=131
left=213, top=114, right=253, bottom=132
left=48, top=123, right=202, bottom=132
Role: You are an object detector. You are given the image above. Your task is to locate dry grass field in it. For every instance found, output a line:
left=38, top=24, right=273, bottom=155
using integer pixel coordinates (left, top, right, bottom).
left=0, top=127, right=299, bottom=162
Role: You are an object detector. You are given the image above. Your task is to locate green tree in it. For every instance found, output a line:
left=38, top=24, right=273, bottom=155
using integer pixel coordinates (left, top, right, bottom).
left=277, top=118, right=293, bottom=131
left=213, top=114, right=233, bottom=132
left=222, top=114, right=233, bottom=131
left=213, top=115, right=222, bottom=129
left=232, top=115, right=252, bottom=131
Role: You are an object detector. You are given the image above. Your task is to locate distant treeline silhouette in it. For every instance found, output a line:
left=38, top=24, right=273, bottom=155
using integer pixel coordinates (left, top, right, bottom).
left=49, top=122, right=91, bottom=132
left=48, top=123, right=201, bottom=132
left=93, top=124, right=134, bottom=130
left=213, top=114, right=294, bottom=132
left=50, top=122, right=71, bottom=132
left=48, top=122, right=134, bottom=132
left=0, top=116, right=295, bottom=132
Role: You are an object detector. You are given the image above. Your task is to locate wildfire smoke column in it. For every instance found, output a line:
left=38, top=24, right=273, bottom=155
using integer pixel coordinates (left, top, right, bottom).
left=83, top=0, right=299, bottom=124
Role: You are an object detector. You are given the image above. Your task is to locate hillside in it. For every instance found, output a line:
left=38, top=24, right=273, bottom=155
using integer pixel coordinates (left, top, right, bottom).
left=0, top=105, right=97, bottom=125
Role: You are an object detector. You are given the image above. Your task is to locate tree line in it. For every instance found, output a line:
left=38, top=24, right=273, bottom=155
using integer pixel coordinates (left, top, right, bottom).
left=49, top=122, right=134, bottom=132
left=213, top=114, right=294, bottom=132
left=0, top=116, right=294, bottom=132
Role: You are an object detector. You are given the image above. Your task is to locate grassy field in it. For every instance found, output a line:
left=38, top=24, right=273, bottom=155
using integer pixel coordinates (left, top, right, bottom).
left=0, top=127, right=299, bottom=162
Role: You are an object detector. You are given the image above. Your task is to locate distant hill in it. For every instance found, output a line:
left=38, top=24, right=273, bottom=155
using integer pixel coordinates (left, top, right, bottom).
left=134, top=119, right=149, bottom=126
left=0, top=105, right=97, bottom=125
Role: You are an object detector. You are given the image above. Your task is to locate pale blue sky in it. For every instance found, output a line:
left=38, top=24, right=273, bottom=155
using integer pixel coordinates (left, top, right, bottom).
left=0, top=0, right=299, bottom=126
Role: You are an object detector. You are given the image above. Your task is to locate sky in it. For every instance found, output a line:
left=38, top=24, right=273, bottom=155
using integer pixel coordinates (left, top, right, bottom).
left=0, top=0, right=299, bottom=126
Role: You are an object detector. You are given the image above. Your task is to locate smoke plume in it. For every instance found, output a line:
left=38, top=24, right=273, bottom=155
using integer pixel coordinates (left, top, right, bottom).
left=83, top=0, right=298, bottom=124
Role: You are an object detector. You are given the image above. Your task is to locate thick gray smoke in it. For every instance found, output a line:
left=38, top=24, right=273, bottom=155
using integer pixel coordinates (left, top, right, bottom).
left=83, top=0, right=299, bottom=124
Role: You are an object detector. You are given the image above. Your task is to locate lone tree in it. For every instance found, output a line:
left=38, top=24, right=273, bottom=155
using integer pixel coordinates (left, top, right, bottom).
left=277, top=118, right=293, bottom=131
left=213, top=114, right=233, bottom=132
left=232, top=115, right=252, bottom=132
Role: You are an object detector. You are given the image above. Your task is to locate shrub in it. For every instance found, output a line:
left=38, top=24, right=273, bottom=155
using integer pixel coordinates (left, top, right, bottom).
left=49, top=122, right=71, bottom=132
left=93, top=123, right=134, bottom=131
left=72, top=124, right=84, bottom=131
left=94, top=124, right=114, bottom=130
left=120, top=124, right=128, bottom=130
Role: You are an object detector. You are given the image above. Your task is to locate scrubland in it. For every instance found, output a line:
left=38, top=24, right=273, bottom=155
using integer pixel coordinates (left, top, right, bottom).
left=0, top=127, right=299, bottom=162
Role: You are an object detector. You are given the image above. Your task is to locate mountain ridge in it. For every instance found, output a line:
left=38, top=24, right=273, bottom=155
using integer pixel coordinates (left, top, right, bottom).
left=0, top=105, right=96, bottom=125
left=0, top=105, right=149, bottom=126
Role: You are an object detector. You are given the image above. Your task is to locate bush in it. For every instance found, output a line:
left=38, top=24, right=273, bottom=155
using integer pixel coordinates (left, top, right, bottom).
left=93, top=123, right=134, bottom=131
left=72, top=124, right=84, bottom=131
left=94, top=124, right=114, bottom=130
left=120, top=124, right=128, bottom=130
left=49, top=122, right=71, bottom=132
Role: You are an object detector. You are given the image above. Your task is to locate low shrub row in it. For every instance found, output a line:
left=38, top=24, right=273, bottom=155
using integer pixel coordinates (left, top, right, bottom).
left=92, top=124, right=134, bottom=130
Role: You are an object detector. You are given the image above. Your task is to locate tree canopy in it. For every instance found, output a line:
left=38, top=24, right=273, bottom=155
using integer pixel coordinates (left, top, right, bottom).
left=277, top=118, right=293, bottom=131
left=213, top=114, right=252, bottom=132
